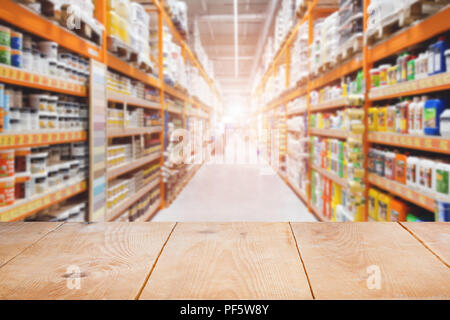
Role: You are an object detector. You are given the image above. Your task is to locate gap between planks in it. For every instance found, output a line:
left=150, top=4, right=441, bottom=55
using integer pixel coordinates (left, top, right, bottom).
left=134, top=222, right=178, bottom=300
left=288, top=222, right=316, bottom=299
left=0, top=222, right=65, bottom=269
left=398, top=222, right=450, bottom=269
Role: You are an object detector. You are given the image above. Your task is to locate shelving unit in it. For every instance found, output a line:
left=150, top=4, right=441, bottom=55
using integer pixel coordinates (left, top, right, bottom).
left=0, top=180, right=87, bottom=222
left=107, top=178, right=160, bottom=222
left=0, top=64, right=87, bottom=96
left=0, top=0, right=101, bottom=223
left=368, top=174, right=436, bottom=212
left=0, top=0, right=221, bottom=222
left=0, top=131, right=86, bottom=150
left=253, top=0, right=450, bottom=222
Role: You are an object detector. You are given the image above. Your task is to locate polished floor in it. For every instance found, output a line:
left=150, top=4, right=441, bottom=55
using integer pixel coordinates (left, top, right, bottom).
left=152, top=161, right=316, bottom=222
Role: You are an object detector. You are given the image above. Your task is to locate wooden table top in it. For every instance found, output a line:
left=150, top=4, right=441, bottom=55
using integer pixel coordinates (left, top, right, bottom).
left=0, top=222, right=448, bottom=300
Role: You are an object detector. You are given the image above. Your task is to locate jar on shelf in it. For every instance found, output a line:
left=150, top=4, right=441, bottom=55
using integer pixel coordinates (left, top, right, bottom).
left=22, top=48, right=32, bottom=71
left=39, top=41, right=58, bottom=60
left=11, top=49, right=22, bottom=68
left=10, top=118, right=20, bottom=131
left=56, top=61, right=65, bottom=78
left=48, top=114, right=57, bottom=130
left=33, top=173, right=47, bottom=194
left=47, top=96, right=58, bottom=113
left=59, top=163, right=70, bottom=185
left=79, top=103, right=88, bottom=118
left=72, top=102, right=80, bottom=117
left=13, top=89, right=23, bottom=109
left=39, top=112, right=49, bottom=130
left=40, top=53, right=48, bottom=75
left=64, top=65, right=71, bottom=80
left=57, top=101, right=65, bottom=114
left=31, top=49, right=40, bottom=73
left=48, top=145, right=61, bottom=165
left=29, top=94, right=48, bottom=112
left=20, top=108, right=31, bottom=131
left=9, top=107, right=19, bottom=121
left=69, top=160, right=79, bottom=180
left=48, top=59, right=57, bottom=76
left=47, top=165, right=59, bottom=188
left=30, top=109, right=39, bottom=131
left=30, top=153, right=47, bottom=175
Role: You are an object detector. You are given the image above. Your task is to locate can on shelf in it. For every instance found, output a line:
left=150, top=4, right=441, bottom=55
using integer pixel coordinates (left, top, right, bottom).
left=0, top=176, right=15, bottom=206
left=0, top=150, right=15, bottom=177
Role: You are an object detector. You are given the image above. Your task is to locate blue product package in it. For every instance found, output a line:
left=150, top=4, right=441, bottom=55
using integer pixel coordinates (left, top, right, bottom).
left=435, top=209, right=450, bottom=222
left=433, top=37, right=448, bottom=75
left=3, top=93, right=9, bottom=111
left=435, top=201, right=450, bottom=221
left=3, top=114, right=9, bottom=131
left=423, top=98, right=446, bottom=136
left=11, top=52, right=21, bottom=68
left=11, top=36, right=22, bottom=51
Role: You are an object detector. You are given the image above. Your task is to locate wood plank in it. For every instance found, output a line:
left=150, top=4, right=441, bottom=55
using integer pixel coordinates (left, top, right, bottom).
left=0, top=222, right=175, bottom=299
left=139, top=222, right=313, bottom=300
left=291, top=223, right=450, bottom=299
left=0, top=222, right=62, bottom=268
left=400, top=222, right=450, bottom=267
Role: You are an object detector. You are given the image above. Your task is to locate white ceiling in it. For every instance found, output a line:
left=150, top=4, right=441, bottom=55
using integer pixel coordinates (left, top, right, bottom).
left=185, top=0, right=278, bottom=111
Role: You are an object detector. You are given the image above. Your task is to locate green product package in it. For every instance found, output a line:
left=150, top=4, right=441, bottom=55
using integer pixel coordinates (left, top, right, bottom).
left=0, top=47, right=11, bottom=65
left=407, top=59, right=415, bottom=81
left=424, top=108, right=437, bottom=129
left=436, top=168, right=449, bottom=195
left=0, top=30, right=10, bottom=46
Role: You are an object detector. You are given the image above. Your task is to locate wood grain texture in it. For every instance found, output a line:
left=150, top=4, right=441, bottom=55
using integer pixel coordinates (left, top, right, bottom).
left=291, top=223, right=450, bottom=299
left=139, top=222, right=313, bottom=300
left=0, top=222, right=175, bottom=300
left=400, top=222, right=450, bottom=267
left=0, top=222, right=62, bottom=268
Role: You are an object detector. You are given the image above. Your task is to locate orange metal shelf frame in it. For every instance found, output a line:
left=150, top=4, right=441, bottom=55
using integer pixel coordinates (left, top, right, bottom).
left=369, top=71, right=450, bottom=101
left=107, top=53, right=161, bottom=89
left=368, top=132, right=450, bottom=155
left=0, top=0, right=103, bottom=61
left=368, top=174, right=436, bottom=212
left=0, top=131, right=86, bottom=150
left=368, top=6, right=450, bottom=63
left=255, top=0, right=338, bottom=95
left=308, top=57, right=363, bottom=91
left=0, top=65, right=87, bottom=97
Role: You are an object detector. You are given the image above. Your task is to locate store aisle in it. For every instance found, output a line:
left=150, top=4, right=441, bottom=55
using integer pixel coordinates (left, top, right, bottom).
left=152, top=162, right=316, bottom=222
